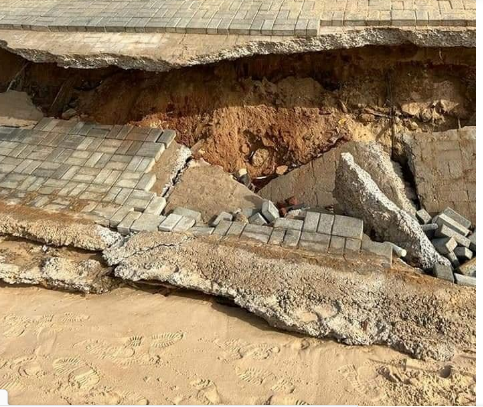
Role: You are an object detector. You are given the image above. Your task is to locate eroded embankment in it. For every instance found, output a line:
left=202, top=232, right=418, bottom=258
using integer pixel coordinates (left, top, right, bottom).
left=0, top=45, right=476, bottom=180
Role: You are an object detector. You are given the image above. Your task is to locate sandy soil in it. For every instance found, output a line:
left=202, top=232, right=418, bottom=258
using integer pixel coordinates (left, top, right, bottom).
left=0, top=284, right=476, bottom=406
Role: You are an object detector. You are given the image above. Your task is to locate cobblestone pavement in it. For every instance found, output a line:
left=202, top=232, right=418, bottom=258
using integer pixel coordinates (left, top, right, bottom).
left=0, top=0, right=476, bottom=37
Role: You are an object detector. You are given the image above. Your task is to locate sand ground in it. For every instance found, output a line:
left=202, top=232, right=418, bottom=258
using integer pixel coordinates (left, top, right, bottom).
left=0, top=284, right=476, bottom=406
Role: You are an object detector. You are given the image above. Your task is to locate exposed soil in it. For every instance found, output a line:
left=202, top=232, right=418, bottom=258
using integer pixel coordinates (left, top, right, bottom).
left=0, top=46, right=476, bottom=178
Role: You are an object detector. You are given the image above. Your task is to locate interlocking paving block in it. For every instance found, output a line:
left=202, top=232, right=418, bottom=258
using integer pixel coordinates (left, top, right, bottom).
left=158, top=129, right=176, bottom=147
left=345, top=237, right=362, bottom=253
left=136, top=142, right=165, bottom=160
left=117, top=211, right=142, bottom=235
left=173, top=216, right=196, bottom=232
left=317, top=213, right=335, bottom=234
left=159, top=213, right=182, bottom=232
left=211, top=211, right=233, bottom=226
left=213, top=220, right=232, bottom=236
left=273, top=218, right=303, bottom=231
left=225, top=221, right=245, bottom=237
left=445, top=252, right=460, bottom=269
left=130, top=213, right=165, bottom=233
left=441, top=207, right=472, bottom=229
left=422, top=223, right=438, bottom=239
left=282, top=228, right=301, bottom=248
left=268, top=228, right=285, bottom=245
left=469, top=232, right=476, bottom=252
left=299, top=231, right=330, bottom=252
left=144, top=196, right=167, bottom=215
left=190, top=226, right=215, bottom=236
left=328, top=235, right=345, bottom=255
left=434, top=213, right=470, bottom=237
left=109, top=206, right=134, bottom=228
left=332, top=215, right=363, bottom=239
left=124, top=190, right=155, bottom=211
left=249, top=212, right=268, bottom=225
left=261, top=200, right=279, bottom=223
left=433, top=263, right=455, bottom=283
left=91, top=203, right=120, bottom=220
left=172, top=207, right=202, bottom=223
left=416, top=209, right=432, bottom=225
left=302, top=211, right=320, bottom=232
left=454, top=273, right=476, bottom=287
left=136, top=173, right=156, bottom=191
left=454, top=247, right=473, bottom=261
left=458, top=257, right=476, bottom=277
left=242, top=224, right=272, bottom=243
left=361, top=240, right=392, bottom=267
left=435, top=224, right=471, bottom=248
left=432, top=237, right=457, bottom=255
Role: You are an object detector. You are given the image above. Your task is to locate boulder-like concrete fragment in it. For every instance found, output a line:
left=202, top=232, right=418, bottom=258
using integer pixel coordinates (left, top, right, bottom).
left=334, top=153, right=449, bottom=269
left=0, top=258, right=116, bottom=293
left=102, top=231, right=475, bottom=361
left=260, top=141, right=416, bottom=215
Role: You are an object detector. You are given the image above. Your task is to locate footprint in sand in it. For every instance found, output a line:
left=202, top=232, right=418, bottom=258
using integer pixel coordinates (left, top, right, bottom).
left=236, top=367, right=272, bottom=385
left=268, top=395, right=309, bottom=405
left=150, top=332, right=184, bottom=349
left=0, top=375, right=24, bottom=394
left=338, top=364, right=385, bottom=402
left=68, top=365, right=100, bottom=390
left=190, top=379, right=222, bottom=405
left=125, top=335, right=144, bottom=348
left=35, top=327, right=58, bottom=356
left=1, top=315, right=28, bottom=337
left=56, top=312, right=90, bottom=323
left=53, top=357, right=83, bottom=376
left=239, top=343, right=281, bottom=360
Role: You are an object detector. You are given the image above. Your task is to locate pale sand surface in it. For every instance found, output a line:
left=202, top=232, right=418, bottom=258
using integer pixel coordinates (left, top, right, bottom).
left=0, top=284, right=476, bottom=406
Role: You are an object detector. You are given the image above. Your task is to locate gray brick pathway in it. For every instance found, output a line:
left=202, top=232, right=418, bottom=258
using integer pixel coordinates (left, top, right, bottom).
left=0, top=0, right=476, bottom=38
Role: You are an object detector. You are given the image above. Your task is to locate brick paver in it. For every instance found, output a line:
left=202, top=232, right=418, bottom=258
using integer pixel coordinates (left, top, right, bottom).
left=0, top=0, right=476, bottom=37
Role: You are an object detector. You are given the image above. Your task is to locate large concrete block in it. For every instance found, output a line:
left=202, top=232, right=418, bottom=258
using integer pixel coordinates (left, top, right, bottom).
left=441, top=207, right=472, bottom=229
left=172, top=207, right=202, bottom=223
left=273, top=218, right=303, bottom=231
left=435, top=224, right=471, bottom=248
left=261, top=200, right=279, bottom=223
left=159, top=213, right=182, bottom=232
left=432, top=237, right=457, bottom=255
left=454, top=273, right=476, bottom=287
left=302, top=211, right=320, bottom=232
left=433, top=263, right=455, bottom=283
left=332, top=215, right=363, bottom=240
left=434, top=213, right=470, bottom=237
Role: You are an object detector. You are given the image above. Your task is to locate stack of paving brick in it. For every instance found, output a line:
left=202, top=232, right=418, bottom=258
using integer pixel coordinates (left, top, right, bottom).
left=417, top=207, right=476, bottom=286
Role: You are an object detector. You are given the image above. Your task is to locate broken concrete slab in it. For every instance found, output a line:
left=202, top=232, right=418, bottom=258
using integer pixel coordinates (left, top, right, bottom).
left=0, top=257, right=117, bottom=294
left=260, top=141, right=416, bottom=215
left=0, top=203, right=122, bottom=251
left=402, top=127, right=476, bottom=224
left=334, top=153, right=449, bottom=269
left=165, top=160, right=264, bottom=223
left=103, top=231, right=475, bottom=361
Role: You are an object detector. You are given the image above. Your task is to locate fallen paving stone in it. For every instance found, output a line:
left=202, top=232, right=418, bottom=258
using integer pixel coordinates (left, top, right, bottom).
left=249, top=212, right=268, bottom=225
left=268, top=229, right=285, bottom=245
left=433, top=263, right=455, bottom=283
left=299, top=231, right=330, bottom=252
left=104, top=232, right=475, bottom=360
left=332, top=215, right=363, bottom=240
left=468, top=231, right=476, bottom=252
left=432, top=237, right=457, bottom=255
left=173, top=216, right=196, bottom=232
left=386, top=242, right=407, bottom=258
left=117, top=211, right=142, bottom=235
left=190, top=226, right=215, bottom=236
left=211, top=211, right=233, bottom=226
left=454, top=247, right=473, bottom=261
left=131, top=213, right=165, bottom=233
left=241, top=224, right=272, bottom=243
left=159, top=213, right=182, bottom=232
left=445, top=252, right=460, bottom=269
left=144, top=196, right=167, bottom=215
left=213, top=220, right=232, bottom=236
left=226, top=222, right=245, bottom=237
left=158, top=129, right=176, bottom=148
left=282, top=229, right=301, bottom=248
left=441, top=207, right=472, bottom=229
left=302, top=211, right=320, bottom=232
left=109, top=206, right=134, bottom=228
left=454, top=273, right=476, bottom=287
left=261, top=200, right=279, bottom=223
left=416, top=209, right=432, bottom=225
left=435, top=223, right=471, bottom=248
left=422, top=223, right=438, bottom=239
left=458, top=257, right=476, bottom=277
left=317, top=213, right=334, bottom=235
left=273, top=218, right=303, bottom=231
left=334, top=153, right=449, bottom=269
left=434, top=213, right=470, bottom=237
left=172, top=207, right=202, bottom=223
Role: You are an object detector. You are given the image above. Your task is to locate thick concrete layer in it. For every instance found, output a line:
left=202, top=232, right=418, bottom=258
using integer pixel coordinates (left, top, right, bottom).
left=103, top=231, right=475, bottom=361
left=0, top=27, right=476, bottom=72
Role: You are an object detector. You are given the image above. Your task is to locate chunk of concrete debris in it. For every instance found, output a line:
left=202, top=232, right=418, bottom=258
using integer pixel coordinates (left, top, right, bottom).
left=172, top=207, right=202, bottom=223
left=435, top=224, right=471, bottom=248
left=454, top=247, right=473, bottom=261
left=386, top=242, right=407, bottom=258
left=432, top=237, right=457, bottom=255
left=361, top=240, right=392, bottom=268
left=433, top=264, right=455, bottom=283
left=441, top=207, right=472, bottom=229
left=211, top=211, right=233, bottom=226
left=422, top=223, right=438, bottom=239
left=416, top=209, right=432, bottom=225
left=458, top=257, right=476, bottom=277
left=434, top=213, right=470, bottom=237
left=159, top=213, right=183, bottom=232
left=334, top=153, right=449, bottom=269
left=445, top=252, right=460, bottom=269
left=454, top=273, right=476, bottom=287
left=249, top=212, right=268, bottom=225
left=261, top=200, right=280, bottom=223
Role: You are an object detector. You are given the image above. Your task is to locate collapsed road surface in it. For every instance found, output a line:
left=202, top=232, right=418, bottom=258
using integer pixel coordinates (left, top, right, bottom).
left=0, top=1, right=477, bottom=404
